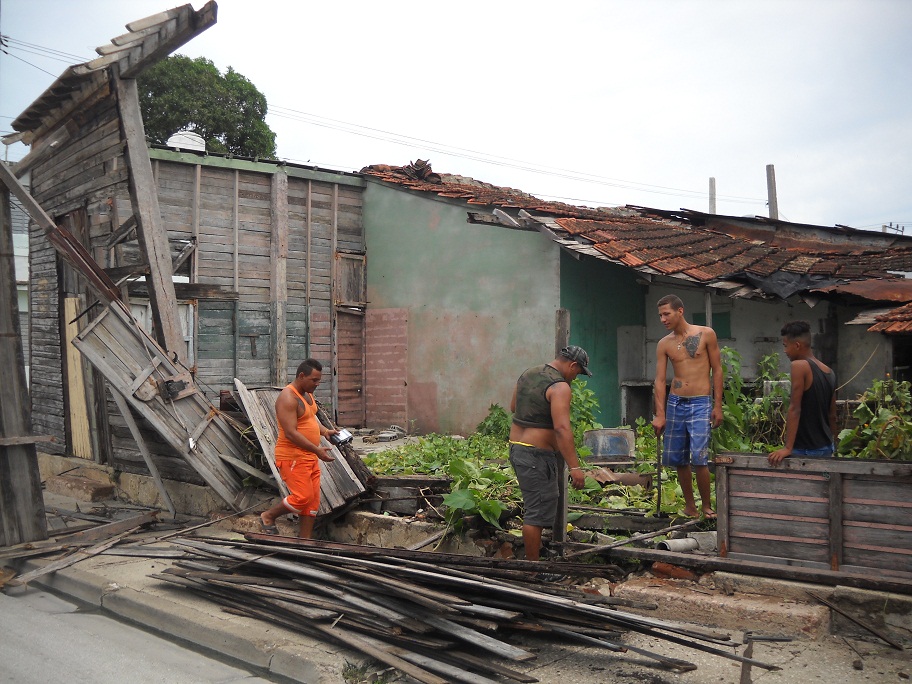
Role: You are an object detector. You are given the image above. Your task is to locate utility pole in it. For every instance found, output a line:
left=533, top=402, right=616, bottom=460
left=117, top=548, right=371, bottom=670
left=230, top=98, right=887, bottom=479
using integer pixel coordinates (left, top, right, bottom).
left=766, top=164, right=779, bottom=220
left=708, top=177, right=716, bottom=215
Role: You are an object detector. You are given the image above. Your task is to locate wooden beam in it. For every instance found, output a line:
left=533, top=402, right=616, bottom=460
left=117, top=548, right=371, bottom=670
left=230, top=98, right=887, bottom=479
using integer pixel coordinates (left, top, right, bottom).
left=331, top=183, right=339, bottom=420
left=113, top=70, right=186, bottom=363
left=117, top=2, right=218, bottom=79
left=191, top=164, right=200, bottom=282
left=233, top=169, right=239, bottom=379
left=0, top=435, right=53, bottom=447
left=104, top=215, right=137, bottom=249
left=0, top=185, right=48, bottom=546
left=109, top=388, right=176, bottom=517
left=270, top=170, right=288, bottom=385
left=305, top=180, right=312, bottom=359
left=171, top=239, right=196, bottom=273
left=147, top=148, right=367, bottom=187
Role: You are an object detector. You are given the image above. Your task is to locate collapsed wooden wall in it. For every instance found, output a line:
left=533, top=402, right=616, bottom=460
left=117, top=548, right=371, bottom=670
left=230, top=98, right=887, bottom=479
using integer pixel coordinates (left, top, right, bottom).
left=27, top=74, right=119, bottom=458
left=28, top=146, right=366, bottom=480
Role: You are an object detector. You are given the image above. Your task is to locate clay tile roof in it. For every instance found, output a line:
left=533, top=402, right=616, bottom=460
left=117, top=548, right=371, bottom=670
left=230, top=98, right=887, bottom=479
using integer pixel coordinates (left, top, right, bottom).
left=869, top=302, right=912, bottom=333
left=362, top=161, right=912, bottom=302
left=360, top=161, right=634, bottom=221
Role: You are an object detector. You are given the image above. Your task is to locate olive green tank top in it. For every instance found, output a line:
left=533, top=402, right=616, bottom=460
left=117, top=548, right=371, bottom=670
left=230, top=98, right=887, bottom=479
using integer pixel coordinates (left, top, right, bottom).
left=512, top=364, right=566, bottom=429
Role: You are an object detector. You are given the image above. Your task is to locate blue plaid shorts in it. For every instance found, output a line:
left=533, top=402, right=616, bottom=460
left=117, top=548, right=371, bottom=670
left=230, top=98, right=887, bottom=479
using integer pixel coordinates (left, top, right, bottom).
left=662, top=395, right=712, bottom=467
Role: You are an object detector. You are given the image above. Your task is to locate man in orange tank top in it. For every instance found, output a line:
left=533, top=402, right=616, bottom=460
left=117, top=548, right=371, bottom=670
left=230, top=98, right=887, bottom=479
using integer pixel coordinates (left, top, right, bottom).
left=259, top=359, right=338, bottom=538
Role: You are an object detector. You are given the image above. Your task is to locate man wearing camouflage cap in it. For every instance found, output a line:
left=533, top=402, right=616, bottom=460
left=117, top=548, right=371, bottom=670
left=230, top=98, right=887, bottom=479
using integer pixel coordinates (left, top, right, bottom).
left=509, top=345, right=592, bottom=561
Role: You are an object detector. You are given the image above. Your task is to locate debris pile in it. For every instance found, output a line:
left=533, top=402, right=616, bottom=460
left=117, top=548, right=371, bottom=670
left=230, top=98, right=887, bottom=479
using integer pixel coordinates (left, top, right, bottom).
left=157, top=535, right=777, bottom=683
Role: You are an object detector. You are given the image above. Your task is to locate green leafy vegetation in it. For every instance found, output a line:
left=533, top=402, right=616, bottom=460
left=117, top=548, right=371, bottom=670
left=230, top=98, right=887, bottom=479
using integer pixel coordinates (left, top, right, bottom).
left=364, top=355, right=912, bottom=535
left=838, top=377, right=912, bottom=459
left=570, top=379, right=603, bottom=456
left=712, top=347, right=789, bottom=453
left=475, top=404, right=511, bottom=440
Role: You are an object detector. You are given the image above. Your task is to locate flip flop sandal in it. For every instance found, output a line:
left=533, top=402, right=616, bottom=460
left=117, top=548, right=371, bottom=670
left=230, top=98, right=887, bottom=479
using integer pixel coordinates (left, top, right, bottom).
left=259, top=518, right=279, bottom=535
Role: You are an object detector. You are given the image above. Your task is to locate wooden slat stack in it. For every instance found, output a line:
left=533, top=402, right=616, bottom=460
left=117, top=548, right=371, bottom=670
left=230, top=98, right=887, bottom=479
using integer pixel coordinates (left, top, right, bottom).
left=157, top=536, right=779, bottom=683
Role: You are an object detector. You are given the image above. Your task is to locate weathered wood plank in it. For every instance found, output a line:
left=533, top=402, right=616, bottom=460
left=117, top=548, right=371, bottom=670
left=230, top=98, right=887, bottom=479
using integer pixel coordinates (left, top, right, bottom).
left=74, top=302, right=245, bottom=508
left=0, top=186, right=48, bottom=545
left=717, top=453, right=912, bottom=581
left=268, top=172, right=288, bottom=385
left=113, top=72, right=185, bottom=362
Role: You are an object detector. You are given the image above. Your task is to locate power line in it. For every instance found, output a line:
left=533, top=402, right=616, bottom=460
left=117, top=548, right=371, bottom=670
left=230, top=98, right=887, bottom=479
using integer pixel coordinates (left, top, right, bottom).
left=269, top=106, right=767, bottom=205
left=2, top=35, right=88, bottom=62
left=1, top=48, right=58, bottom=78
left=2, top=33, right=768, bottom=207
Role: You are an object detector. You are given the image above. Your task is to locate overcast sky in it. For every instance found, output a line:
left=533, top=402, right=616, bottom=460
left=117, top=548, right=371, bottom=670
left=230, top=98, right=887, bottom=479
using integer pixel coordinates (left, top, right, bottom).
left=2, top=0, right=910, bottom=231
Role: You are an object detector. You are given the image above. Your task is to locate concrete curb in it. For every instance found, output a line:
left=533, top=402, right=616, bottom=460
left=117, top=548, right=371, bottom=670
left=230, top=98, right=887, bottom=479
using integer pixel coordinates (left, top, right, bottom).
left=14, top=558, right=350, bottom=683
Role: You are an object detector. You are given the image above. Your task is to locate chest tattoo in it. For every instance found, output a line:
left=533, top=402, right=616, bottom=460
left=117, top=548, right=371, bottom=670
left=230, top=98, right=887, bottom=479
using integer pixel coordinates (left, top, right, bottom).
left=683, top=332, right=702, bottom=358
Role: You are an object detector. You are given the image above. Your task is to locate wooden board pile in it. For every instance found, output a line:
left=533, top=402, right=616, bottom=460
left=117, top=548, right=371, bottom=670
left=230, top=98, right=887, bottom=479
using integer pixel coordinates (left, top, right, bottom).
left=157, top=535, right=778, bottom=683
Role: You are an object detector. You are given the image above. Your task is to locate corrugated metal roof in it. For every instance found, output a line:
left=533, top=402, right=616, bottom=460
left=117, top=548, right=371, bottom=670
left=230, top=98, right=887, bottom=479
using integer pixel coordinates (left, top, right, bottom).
left=364, top=161, right=912, bottom=304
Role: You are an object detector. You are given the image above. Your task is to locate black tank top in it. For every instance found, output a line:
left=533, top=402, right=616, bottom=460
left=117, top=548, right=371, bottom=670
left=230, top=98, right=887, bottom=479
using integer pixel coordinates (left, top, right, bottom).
left=794, top=359, right=836, bottom=450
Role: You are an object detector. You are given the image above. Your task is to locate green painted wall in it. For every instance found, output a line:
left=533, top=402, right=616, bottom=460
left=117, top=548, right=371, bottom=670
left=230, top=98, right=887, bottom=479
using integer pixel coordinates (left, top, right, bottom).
left=560, top=252, right=645, bottom=426
left=364, top=181, right=561, bottom=434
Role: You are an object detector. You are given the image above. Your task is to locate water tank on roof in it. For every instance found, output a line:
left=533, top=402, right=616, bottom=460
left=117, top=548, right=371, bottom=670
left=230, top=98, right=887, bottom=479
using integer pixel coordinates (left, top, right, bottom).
left=166, top=130, right=206, bottom=152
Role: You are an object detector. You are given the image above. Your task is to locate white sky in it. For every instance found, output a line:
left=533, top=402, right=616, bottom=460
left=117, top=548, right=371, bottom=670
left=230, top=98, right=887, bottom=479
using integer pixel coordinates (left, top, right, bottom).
left=2, top=0, right=911, bottom=230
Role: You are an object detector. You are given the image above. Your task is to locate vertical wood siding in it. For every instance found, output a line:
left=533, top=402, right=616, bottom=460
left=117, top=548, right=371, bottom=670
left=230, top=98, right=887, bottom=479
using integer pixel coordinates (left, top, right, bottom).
left=29, top=146, right=365, bottom=477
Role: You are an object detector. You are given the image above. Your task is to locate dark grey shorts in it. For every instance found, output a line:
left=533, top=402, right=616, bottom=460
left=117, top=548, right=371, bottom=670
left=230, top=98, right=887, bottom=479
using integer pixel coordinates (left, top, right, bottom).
left=509, top=442, right=561, bottom=527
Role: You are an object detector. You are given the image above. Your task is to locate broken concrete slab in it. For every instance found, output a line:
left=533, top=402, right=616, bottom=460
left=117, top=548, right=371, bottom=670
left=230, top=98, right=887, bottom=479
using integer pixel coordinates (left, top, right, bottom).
left=612, top=575, right=830, bottom=638
left=830, top=585, right=912, bottom=646
left=44, top=475, right=115, bottom=502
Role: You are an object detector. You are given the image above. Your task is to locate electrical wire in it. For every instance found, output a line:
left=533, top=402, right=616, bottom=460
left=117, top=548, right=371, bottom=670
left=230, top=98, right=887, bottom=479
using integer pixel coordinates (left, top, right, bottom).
left=1, top=35, right=88, bottom=62
left=4, top=35, right=906, bottom=222
left=0, top=48, right=58, bottom=78
left=268, top=106, right=767, bottom=205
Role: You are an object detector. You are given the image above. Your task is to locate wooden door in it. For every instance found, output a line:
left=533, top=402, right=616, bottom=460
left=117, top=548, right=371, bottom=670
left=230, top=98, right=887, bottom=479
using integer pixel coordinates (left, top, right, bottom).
left=334, top=252, right=365, bottom=427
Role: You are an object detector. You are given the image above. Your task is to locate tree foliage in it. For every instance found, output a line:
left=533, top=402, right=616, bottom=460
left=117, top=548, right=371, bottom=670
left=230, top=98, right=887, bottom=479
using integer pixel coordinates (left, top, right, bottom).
left=138, top=55, right=277, bottom=158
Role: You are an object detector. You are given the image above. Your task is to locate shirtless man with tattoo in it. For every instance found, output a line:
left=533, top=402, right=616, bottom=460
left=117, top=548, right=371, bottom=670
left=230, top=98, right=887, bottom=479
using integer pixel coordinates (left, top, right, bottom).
left=651, top=295, right=723, bottom=518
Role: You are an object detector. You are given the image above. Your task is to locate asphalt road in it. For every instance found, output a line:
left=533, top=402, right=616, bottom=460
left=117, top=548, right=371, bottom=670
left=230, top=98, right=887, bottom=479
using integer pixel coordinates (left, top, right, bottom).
left=0, top=587, right=277, bottom=684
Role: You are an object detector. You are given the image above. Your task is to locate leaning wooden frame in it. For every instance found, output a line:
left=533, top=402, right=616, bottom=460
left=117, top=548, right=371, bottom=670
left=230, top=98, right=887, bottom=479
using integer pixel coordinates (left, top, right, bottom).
left=73, top=300, right=247, bottom=508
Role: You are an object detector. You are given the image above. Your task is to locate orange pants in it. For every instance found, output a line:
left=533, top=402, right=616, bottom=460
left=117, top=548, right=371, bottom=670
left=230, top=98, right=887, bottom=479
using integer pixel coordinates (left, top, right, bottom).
left=277, top=458, right=321, bottom=517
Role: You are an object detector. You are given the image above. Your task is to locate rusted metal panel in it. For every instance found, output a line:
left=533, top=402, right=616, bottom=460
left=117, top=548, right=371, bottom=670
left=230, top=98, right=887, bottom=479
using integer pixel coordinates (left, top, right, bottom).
left=820, top=280, right=912, bottom=304
left=716, top=453, right=912, bottom=577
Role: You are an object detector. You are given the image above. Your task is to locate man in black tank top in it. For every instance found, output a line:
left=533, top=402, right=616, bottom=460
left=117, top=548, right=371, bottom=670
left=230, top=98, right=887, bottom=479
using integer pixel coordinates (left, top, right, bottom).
left=769, top=321, right=837, bottom=465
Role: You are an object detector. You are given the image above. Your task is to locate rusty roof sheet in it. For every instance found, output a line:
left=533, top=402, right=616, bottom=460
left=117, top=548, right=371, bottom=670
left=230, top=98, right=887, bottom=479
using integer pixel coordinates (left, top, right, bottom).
left=363, top=161, right=912, bottom=303
left=815, top=279, right=912, bottom=302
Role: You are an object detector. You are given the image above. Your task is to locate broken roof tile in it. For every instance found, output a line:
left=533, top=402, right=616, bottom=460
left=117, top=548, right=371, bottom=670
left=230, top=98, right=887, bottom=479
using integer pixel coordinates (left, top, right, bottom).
left=363, top=161, right=912, bottom=303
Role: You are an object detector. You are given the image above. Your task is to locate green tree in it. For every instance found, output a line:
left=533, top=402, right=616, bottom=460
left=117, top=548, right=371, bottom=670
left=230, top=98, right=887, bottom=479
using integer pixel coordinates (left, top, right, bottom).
left=138, top=55, right=277, bottom=158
